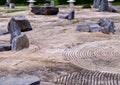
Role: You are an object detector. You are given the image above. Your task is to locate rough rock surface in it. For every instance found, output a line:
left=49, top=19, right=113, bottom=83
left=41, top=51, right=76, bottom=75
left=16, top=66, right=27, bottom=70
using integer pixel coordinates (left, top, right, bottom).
left=58, top=10, right=75, bottom=20
left=8, top=16, right=32, bottom=32
left=0, top=44, right=11, bottom=51
left=31, top=6, right=59, bottom=15
left=11, top=34, right=29, bottom=51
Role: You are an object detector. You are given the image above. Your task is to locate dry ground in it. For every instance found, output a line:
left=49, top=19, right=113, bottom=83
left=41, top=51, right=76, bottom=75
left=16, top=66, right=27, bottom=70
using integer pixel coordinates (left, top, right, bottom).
left=0, top=6, right=120, bottom=85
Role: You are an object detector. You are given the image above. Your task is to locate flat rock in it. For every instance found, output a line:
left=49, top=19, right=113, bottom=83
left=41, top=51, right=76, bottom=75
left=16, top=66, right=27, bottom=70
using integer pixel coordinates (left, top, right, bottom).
left=11, top=34, right=29, bottom=51
left=76, top=22, right=90, bottom=32
left=88, top=23, right=102, bottom=32
left=0, top=74, right=40, bottom=85
left=0, top=44, right=11, bottom=51
left=0, top=30, right=9, bottom=35
left=58, top=14, right=69, bottom=19
left=58, top=10, right=75, bottom=20
left=31, top=6, right=59, bottom=15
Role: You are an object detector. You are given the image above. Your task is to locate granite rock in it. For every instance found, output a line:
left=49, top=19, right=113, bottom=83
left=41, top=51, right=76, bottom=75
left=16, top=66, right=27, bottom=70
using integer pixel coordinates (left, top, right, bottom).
left=11, top=34, right=29, bottom=51
left=8, top=16, right=32, bottom=32
left=31, top=6, right=59, bottom=15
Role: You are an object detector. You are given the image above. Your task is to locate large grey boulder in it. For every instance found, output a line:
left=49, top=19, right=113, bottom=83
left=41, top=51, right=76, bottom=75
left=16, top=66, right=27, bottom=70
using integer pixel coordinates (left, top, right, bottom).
left=31, top=6, right=59, bottom=15
left=58, top=10, right=75, bottom=20
left=11, top=34, right=29, bottom=51
left=8, top=16, right=32, bottom=32
left=98, top=18, right=115, bottom=34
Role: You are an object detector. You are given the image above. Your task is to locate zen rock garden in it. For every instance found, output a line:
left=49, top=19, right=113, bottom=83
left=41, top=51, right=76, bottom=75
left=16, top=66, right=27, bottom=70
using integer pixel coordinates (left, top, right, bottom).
left=0, top=0, right=120, bottom=85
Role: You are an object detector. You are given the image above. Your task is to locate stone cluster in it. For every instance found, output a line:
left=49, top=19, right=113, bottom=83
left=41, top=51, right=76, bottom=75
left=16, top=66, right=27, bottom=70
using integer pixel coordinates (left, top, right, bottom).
left=76, top=18, right=115, bottom=34
left=0, top=16, right=32, bottom=51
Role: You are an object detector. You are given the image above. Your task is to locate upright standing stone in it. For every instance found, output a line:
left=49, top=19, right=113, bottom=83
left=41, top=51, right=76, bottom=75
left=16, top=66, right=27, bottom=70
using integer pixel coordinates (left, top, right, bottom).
left=8, top=17, right=21, bottom=43
left=99, top=0, right=109, bottom=11
left=11, top=34, right=29, bottom=51
left=93, top=0, right=101, bottom=8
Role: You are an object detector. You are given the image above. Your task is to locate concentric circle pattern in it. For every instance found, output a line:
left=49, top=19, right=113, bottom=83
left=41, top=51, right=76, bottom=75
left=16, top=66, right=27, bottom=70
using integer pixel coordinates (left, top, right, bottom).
left=63, top=40, right=120, bottom=73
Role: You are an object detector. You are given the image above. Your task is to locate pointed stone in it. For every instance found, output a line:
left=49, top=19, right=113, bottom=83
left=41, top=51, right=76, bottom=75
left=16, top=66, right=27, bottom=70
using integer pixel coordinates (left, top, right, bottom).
left=31, top=6, right=59, bottom=15
left=8, top=17, right=21, bottom=43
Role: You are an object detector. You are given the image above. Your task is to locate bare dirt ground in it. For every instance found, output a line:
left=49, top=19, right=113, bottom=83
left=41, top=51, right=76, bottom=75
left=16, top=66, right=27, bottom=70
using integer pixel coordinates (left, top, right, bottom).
left=0, top=6, right=120, bottom=85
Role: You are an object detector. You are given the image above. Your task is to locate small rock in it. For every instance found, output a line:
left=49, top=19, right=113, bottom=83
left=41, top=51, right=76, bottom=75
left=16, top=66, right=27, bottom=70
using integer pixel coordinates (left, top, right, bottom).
left=0, top=44, right=11, bottom=51
left=76, top=22, right=89, bottom=32
left=0, top=30, right=9, bottom=35
left=88, top=23, right=102, bottom=32
left=58, top=14, right=69, bottom=19
left=0, top=74, right=40, bottom=85
left=11, top=34, right=29, bottom=51
left=59, top=10, right=75, bottom=20
left=108, top=6, right=118, bottom=13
